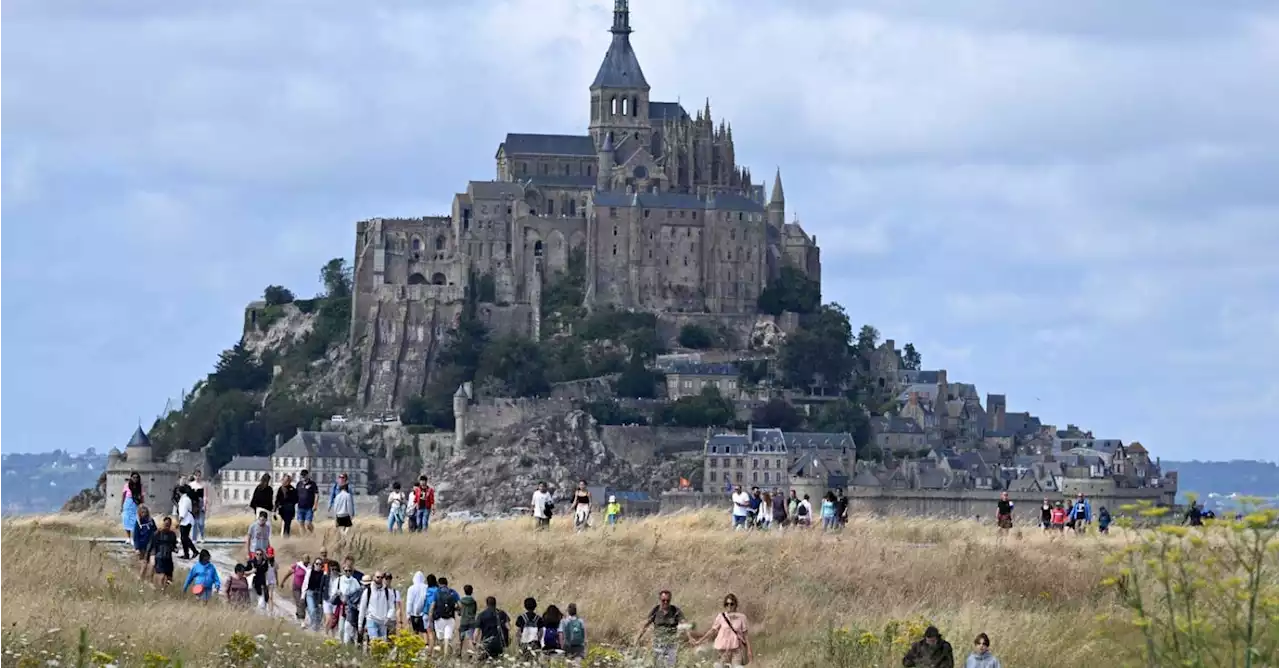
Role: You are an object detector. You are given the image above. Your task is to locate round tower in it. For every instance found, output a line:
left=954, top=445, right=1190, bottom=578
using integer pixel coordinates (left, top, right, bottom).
left=452, top=382, right=470, bottom=453
left=596, top=131, right=615, bottom=191
left=124, top=426, right=154, bottom=464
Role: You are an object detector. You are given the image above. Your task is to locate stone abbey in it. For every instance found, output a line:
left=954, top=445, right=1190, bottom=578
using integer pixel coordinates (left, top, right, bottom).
left=348, top=0, right=822, bottom=411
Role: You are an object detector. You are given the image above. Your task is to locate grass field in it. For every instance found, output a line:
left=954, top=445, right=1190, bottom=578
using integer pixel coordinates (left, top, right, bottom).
left=2, top=509, right=1274, bottom=667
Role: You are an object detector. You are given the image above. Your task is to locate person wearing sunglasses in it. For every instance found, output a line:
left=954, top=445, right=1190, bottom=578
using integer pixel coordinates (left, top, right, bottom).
left=691, top=593, right=752, bottom=667
left=964, top=633, right=1001, bottom=668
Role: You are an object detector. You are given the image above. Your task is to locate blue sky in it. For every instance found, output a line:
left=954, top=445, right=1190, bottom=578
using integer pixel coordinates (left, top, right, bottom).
left=2, top=0, right=1277, bottom=462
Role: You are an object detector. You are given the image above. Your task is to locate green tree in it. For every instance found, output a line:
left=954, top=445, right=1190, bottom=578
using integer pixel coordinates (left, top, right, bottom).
left=320, top=258, right=353, bottom=299
left=659, top=386, right=735, bottom=428
left=540, top=247, right=587, bottom=335
left=856, top=324, right=880, bottom=354
left=678, top=324, right=716, bottom=350
left=901, top=343, right=922, bottom=371
left=438, top=310, right=489, bottom=378
left=810, top=399, right=875, bottom=458
left=262, top=285, right=295, bottom=306
left=757, top=266, right=821, bottom=315
left=778, top=305, right=855, bottom=391
left=615, top=354, right=659, bottom=398
left=207, top=342, right=271, bottom=394
left=751, top=398, right=803, bottom=431
left=474, top=272, right=497, bottom=303
left=477, top=336, right=550, bottom=397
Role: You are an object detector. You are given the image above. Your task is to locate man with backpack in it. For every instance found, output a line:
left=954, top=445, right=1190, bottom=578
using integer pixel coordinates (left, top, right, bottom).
left=428, top=576, right=460, bottom=655
left=410, top=476, right=435, bottom=533
left=560, top=602, right=587, bottom=664
left=359, top=572, right=396, bottom=641
left=473, top=596, right=511, bottom=660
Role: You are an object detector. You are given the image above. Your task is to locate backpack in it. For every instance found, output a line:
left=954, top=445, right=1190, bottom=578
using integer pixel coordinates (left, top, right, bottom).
left=563, top=618, right=585, bottom=649
left=797, top=502, right=810, bottom=517
left=434, top=587, right=458, bottom=620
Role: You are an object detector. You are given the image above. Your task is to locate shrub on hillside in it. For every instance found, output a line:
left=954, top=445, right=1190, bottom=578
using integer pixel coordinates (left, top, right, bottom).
left=678, top=323, right=717, bottom=349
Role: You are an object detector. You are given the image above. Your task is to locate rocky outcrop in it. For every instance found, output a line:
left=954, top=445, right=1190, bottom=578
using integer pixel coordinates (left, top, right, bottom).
left=62, top=471, right=107, bottom=512
left=748, top=317, right=787, bottom=352
left=433, top=410, right=690, bottom=512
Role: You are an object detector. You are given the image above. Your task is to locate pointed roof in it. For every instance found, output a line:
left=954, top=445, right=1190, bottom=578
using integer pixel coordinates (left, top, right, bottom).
left=591, top=0, right=648, bottom=90
left=770, top=168, right=785, bottom=204
left=126, top=426, right=151, bottom=448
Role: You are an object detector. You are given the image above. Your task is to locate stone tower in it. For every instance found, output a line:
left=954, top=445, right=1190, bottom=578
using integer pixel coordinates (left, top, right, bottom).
left=587, top=0, right=651, bottom=149
left=596, top=130, right=615, bottom=190
left=452, top=382, right=471, bottom=452
left=768, top=167, right=786, bottom=230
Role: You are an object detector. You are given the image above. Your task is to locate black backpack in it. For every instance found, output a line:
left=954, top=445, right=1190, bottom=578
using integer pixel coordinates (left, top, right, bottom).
left=435, top=587, right=458, bottom=620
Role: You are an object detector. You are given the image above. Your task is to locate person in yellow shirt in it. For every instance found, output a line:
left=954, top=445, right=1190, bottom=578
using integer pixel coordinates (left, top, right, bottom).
left=605, top=495, right=622, bottom=527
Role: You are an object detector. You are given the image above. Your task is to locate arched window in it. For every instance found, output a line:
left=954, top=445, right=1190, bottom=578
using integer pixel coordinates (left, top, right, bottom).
left=411, top=237, right=422, bottom=251
left=533, top=240, right=544, bottom=257
left=434, top=235, right=446, bottom=251
left=611, top=97, right=618, bottom=115
left=430, top=272, right=447, bottom=285
left=408, top=273, right=428, bottom=285
left=621, top=97, right=629, bottom=116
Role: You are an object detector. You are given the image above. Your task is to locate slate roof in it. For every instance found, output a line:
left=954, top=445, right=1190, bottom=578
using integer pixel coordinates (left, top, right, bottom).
left=705, top=428, right=854, bottom=454
left=592, top=190, right=765, bottom=213
left=592, top=33, right=648, bottom=89
left=223, top=456, right=271, bottom=472
left=649, top=101, right=688, bottom=122
left=871, top=416, right=924, bottom=434
left=783, top=431, right=855, bottom=450
left=526, top=174, right=597, bottom=189
left=275, top=431, right=363, bottom=459
left=466, top=181, right=526, bottom=199
left=665, top=361, right=738, bottom=376
left=501, top=133, right=596, bottom=157
left=126, top=427, right=152, bottom=448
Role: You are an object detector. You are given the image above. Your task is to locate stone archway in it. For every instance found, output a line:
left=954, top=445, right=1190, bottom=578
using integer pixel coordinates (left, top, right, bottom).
left=408, top=273, right=428, bottom=285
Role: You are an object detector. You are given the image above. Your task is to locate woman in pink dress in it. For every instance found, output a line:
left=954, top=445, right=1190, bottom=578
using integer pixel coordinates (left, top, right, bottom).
left=692, top=592, right=752, bottom=667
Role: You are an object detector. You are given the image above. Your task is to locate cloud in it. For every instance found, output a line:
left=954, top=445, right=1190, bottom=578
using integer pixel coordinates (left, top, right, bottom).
left=1, top=0, right=1276, bottom=462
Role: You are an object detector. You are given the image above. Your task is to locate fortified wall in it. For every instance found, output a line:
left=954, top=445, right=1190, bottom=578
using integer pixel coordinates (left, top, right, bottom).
left=661, top=487, right=1177, bottom=520
left=597, top=425, right=707, bottom=466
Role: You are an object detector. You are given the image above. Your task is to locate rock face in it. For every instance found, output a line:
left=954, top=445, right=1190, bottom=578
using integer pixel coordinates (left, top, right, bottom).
left=62, top=471, right=107, bottom=512
left=748, top=317, right=787, bottom=351
left=434, top=410, right=686, bottom=512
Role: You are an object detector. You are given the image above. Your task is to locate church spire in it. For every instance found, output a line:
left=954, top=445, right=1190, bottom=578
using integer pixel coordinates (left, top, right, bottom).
left=770, top=167, right=785, bottom=204
left=611, top=0, right=632, bottom=35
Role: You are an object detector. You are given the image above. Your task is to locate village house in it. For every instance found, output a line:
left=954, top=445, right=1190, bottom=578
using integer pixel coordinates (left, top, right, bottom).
left=271, top=431, right=370, bottom=494
left=701, top=426, right=854, bottom=493
left=218, top=456, right=272, bottom=505
left=870, top=415, right=928, bottom=454
left=664, top=361, right=741, bottom=400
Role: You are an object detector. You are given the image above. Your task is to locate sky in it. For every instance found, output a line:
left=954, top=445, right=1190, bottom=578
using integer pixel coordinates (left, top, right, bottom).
left=2, top=0, right=1277, bottom=462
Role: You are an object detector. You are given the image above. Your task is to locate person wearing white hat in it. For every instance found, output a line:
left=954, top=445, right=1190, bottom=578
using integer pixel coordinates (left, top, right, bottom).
left=605, top=495, right=621, bottom=527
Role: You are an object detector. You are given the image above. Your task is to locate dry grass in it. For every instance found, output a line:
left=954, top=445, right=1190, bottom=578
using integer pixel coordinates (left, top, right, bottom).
left=3, top=511, right=1130, bottom=666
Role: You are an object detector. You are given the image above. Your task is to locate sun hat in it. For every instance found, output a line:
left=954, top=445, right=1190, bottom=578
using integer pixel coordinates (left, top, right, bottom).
left=361, top=574, right=373, bottom=585
left=608, top=495, right=616, bottom=503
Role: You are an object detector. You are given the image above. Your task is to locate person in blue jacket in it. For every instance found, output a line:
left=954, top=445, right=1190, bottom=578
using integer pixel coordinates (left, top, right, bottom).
left=183, top=549, right=222, bottom=601
left=1068, top=493, right=1092, bottom=533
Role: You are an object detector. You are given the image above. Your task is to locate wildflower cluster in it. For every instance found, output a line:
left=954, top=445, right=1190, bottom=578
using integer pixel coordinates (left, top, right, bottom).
left=1104, top=496, right=1279, bottom=668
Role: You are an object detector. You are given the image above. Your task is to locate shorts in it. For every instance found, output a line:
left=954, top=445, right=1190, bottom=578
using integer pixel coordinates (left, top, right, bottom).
left=733, top=515, right=747, bottom=527
left=459, top=621, right=475, bottom=636
left=297, top=508, right=315, bottom=523
left=410, top=616, right=427, bottom=634
left=153, top=557, right=174, bottom=577
left=434, top=618, right=456, bottom=641
left=336, top=516, right=353, bottom=528
left=997, top=514, right=1013, bottom=529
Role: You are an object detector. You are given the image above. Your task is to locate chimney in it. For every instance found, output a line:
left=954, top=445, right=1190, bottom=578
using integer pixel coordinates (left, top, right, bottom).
left=274, top=433, right=282, bottom=451
left=885, top=339, right=895, bottom=351
left=747, top=423, right=754, bottom=442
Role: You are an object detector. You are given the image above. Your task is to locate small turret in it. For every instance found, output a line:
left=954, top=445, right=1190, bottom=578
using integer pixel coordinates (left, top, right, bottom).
left=768, top=167, right=786, bottom=229
left=453, top=383, right=472, bottom=453
left=124, top=426, right=154, bottom=464
left=597, top=132, right=615, bottom=191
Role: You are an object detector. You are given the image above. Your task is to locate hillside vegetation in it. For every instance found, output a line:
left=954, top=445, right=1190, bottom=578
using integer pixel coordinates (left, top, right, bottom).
left=4, top=507, right=1275, bottom=667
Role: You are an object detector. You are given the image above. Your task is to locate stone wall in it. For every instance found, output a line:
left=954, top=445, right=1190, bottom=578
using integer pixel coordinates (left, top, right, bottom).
left=467, top=398, right=577, bottom=435
left=844, top=487, right=1176, bottom=521
left=659, top=487, right=1178, bottom=520
left=549, top=375, right=619, bottom=401
left=598, top=425, right=707, bottom=467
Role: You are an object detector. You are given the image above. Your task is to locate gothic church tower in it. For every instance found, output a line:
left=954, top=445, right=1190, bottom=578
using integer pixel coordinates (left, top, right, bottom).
left=588, top=1, right=651, bottom=161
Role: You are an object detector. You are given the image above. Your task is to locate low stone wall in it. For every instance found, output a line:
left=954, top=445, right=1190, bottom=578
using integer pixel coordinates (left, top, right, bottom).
left=845, top=487, right=1176, bottom=521
left=550, top=375, right=618, bottom=401
left=661, top=487, right=1178, bottom=520
left=468, top=398, right=576, bottom=434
